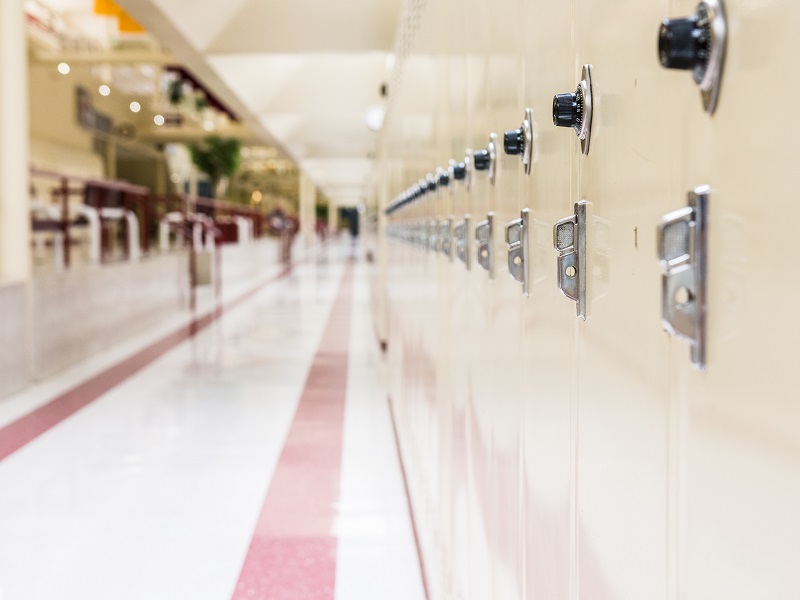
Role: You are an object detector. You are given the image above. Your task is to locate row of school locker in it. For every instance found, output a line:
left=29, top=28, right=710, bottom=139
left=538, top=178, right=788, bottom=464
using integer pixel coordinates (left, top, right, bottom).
left=368, top=0, right=800, bottom=598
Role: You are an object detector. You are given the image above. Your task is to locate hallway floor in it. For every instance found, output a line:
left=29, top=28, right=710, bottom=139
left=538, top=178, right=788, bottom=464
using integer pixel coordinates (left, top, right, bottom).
left=0, top=243, right=425, bottom=600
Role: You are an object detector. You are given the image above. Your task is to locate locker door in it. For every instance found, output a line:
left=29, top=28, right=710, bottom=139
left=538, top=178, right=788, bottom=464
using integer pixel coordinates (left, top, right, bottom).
left=461, top=5, right=494, bottom=596
left=571, top=0, right=674, bottom=597
left=669, top=0, right=800, bottom=597
left=518, top=0, right=577, bottom=598
left=483, top=0, right=526, bottom=597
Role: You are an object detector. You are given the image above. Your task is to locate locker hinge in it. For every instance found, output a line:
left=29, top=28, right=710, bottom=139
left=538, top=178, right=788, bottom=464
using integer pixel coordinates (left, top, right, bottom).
left=554, top=201, right=588, bottom=319
left=506, top=208, right=531, bottom=294
left=657, top=185, right=709, bottom=370
left=475, top=212, right=495, bottom=278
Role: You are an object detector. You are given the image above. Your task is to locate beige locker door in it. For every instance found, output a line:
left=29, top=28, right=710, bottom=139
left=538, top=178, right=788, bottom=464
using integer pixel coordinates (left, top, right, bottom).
left=482, top=0, right=527, bottom=596
left=571, top=0, right=674, bottom=598
left=462, top=20, right=495, bottom=597
left=670, top=0, right=800, bottom=597
left=518, top=0, right=577, bottom=598
left=442, top=39, right=474, bottom=600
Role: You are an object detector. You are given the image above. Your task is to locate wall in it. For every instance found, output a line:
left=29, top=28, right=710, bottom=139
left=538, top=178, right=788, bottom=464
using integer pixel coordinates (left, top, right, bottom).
left=0, top=252, right=187, bottom=397
left=0, top=282, right=31, bottom=398
left=371, top=0, right=800, bottom=599
left=32, top=252, right=187, bottom=379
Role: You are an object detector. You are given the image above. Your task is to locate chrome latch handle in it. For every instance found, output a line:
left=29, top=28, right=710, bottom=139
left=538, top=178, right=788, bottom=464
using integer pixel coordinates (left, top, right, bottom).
left=506, top=208, right=530, bottom=294
left=657, top=186, right=709, bottom=370
left=440, top=218, right=453, bottom=260
left=455, top=216, right=471, bottom=269
left=475, top=213, right=494, bottom=278
left=553, top=201, right=587, bottom=319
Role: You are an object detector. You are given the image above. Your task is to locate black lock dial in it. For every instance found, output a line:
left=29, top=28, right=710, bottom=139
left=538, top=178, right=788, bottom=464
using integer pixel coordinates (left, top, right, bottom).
left=473, top=149, right=490, bottom=171
left=552, top=87, right=584, bottom=135
left=659, top=4, right=711, bottom=84
left=426, top=174, right=437, bottom=192
left=503, top=128, right=525, bottom=155
left=437, top=170, right=450, bottom=187
left=452, top=162, right=467, bottom=180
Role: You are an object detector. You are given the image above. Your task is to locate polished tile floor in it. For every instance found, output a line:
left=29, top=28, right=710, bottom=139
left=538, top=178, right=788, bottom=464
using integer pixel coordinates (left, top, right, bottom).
left=0, top=243, right=424, bottom=600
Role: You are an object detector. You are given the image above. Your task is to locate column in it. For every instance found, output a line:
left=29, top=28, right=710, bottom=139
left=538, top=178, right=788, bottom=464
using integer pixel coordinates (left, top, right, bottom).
left=327, top=199, right=338, bottom=234
left=0, top=0, right=31, bottom=282
left=299, top=173, right=316, bottom=243
left=106, top=140, right=117, bottom=180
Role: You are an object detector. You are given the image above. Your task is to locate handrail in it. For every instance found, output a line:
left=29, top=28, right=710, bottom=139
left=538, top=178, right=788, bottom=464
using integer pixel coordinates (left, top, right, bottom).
left=189, top=195, right=261, bottom=216
left=30, top=167, right=150, bottom=196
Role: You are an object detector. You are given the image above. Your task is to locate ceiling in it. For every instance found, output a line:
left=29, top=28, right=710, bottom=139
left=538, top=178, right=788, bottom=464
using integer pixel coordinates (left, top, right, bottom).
left=113, top=0, right=404, bottom=206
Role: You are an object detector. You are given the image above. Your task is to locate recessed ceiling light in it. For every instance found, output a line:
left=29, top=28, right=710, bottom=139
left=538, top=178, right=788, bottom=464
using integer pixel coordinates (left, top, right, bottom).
left=129, top=101, right=141, bottom=113
left=364, top=105, right=385, bottom=131
left=154, top=114, right=165, bottom=126
left=98, top=84, right=111, bottom=96
left=57, top=63, right=70, bottom=75
left=203, top=120, right=215, bottom=132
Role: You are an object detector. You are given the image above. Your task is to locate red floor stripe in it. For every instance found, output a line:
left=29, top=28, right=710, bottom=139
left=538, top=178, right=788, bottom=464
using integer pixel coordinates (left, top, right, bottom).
left=0, top=265, right=292, bottom=463
left=231, top=264, right=354, bottom=600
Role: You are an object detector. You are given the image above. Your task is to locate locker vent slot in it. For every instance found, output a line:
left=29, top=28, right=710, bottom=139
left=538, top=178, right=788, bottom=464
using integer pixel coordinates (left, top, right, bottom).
left=556, top=222, right=574, bottom=250
left=661, top=220, right=690, bottom=261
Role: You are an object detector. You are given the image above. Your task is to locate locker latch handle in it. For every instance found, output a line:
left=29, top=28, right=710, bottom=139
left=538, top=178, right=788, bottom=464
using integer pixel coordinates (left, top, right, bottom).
left=506, top=208, right=530, bottom=295
left=440, top=218, right=453, bottom=261
left=554, top=201, right=588, bottom=319
left=427, top=220, right=438, bottom=252
left=657, top=185, right=709, bottom=370
left=455, top=216, right=471, bottom=269
left=475, top=213, right=495, bottom=278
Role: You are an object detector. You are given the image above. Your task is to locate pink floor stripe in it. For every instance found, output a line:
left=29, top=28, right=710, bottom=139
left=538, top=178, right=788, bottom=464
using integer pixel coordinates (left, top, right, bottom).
left=0, top=265, right=291, bottom=463
left=232, top=264, right=354, bottom=600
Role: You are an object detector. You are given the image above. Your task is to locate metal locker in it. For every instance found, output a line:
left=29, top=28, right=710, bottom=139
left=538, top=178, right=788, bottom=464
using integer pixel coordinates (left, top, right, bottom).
left=671, top=0, right=800, bottom=597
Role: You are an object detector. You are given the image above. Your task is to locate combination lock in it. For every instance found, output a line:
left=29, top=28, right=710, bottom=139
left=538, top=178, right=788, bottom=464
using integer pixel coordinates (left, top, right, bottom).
left=472, top=134, right=498, bottom=185
left=552, top=65, right=594, bottom=155
left=658, top=0, right=726, bottom=114
left=503, top=108, right=533, bottom=175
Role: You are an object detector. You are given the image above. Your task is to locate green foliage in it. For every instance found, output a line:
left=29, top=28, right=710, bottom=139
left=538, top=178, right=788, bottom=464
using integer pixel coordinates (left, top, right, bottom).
left=168, top=79, right=185, bottom=105
left=189, top=136, right=242, bottom=191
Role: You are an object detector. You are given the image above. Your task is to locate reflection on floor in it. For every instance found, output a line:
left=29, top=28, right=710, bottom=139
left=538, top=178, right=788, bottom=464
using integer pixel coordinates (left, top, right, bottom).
left=0, top=242, right=425, bottom=600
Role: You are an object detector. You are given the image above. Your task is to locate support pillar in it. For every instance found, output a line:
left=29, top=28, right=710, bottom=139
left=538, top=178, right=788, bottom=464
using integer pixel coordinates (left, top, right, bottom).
left=328, top=200, right=338, bottom=234
left=106, top=140, right=117, bottom=180
left=0, top=0, right=31, bottom=282
left=299, top=173, right=316, bottom=243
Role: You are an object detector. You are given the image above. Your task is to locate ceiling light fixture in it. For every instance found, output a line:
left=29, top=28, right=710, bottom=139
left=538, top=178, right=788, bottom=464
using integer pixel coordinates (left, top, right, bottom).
left=364, top=105, right=385, bottom=132
left=129, top=101, right=141, bottom=113
left=154, top=114, right=165, bottom=126
left=57, top=62, right=70, bottom=75
left=98, top=84, right=111, bottom=96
